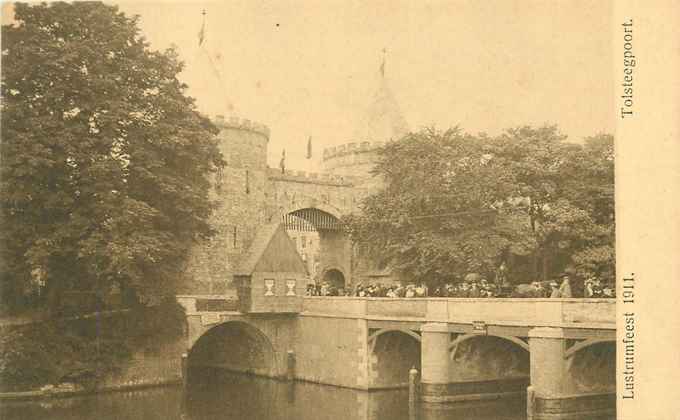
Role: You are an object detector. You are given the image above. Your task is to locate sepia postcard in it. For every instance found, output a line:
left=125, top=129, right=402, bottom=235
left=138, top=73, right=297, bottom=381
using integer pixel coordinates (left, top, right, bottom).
left=0, top=1, right=678, bottom=420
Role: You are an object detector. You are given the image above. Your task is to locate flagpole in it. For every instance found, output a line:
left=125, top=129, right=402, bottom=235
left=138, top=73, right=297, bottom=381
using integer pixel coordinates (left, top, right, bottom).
left=306, top=135, right=314, bottom=173
left=196, top=8, right=236, bottom=117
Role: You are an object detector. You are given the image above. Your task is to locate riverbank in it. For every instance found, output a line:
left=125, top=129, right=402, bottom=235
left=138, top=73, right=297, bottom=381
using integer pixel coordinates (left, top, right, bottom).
left=0, top=378, right=181, bottom=402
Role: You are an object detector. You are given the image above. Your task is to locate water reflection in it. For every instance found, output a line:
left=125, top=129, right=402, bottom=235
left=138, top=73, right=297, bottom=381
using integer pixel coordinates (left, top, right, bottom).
left=2, top=370, right=527, bottom=420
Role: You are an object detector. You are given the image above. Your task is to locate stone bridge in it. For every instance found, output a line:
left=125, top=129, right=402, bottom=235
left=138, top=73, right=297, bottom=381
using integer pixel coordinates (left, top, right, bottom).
left=177, top=296, right=615, bottom=420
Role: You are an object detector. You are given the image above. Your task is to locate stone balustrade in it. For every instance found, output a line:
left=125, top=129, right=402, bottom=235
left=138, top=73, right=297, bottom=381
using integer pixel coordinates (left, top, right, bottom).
left=299, top=297, right=615, bottom=329
left=178, top=295, right=615, bottom=330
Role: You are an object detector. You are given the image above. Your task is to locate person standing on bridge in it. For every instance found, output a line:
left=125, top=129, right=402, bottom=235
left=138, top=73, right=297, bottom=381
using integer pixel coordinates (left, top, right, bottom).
left=558, top=274, right=572, bottom=298
left=549, top=281, right=560, bottom=298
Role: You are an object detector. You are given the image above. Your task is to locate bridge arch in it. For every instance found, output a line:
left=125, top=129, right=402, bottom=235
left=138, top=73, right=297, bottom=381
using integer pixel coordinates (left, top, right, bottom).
left=564, top=338, right=615, bottom=359
left=368, top=329, right=421, bottom=388
left=368, top=328, right=421, bottom=349
left=449, top=333, right=530, bottom=356
left=187, top=320, right=276, bottom=379
left=448, top=334, right=530, bottom=383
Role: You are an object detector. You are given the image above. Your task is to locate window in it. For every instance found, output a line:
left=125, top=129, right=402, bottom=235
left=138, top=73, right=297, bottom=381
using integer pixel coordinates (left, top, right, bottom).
left=285, top=279, right=296, bottom=296
left=264, top=279, right=275, bottom=296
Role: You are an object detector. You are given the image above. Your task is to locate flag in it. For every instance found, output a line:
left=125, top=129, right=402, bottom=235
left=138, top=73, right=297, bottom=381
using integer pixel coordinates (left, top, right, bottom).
left=198, top=10, right=206, bottom=46
left=280, top=149, right=286, bottom=173
left=379, top=48, right=386, bottom=77
left=198, top=26, right=205, bottom=46
left=306, top=136, right=312, bottom=159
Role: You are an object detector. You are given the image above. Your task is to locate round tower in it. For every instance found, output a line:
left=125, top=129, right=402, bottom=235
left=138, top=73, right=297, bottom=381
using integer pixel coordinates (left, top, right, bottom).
left=183, top=115, right=271, bottom=295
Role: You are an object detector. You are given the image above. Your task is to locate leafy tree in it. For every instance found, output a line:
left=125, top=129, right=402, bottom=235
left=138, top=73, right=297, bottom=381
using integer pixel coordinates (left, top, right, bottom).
left=346, top=126, right=615, bottom=287
left=560, top=134, right=615, bottom=282
left=490, top=128, right=614, bottom=283
left=1, top=2, right=224, bottom=311
left=0, top=297, right=186, bottom=391
left=345, top=128, right=535, bottom=286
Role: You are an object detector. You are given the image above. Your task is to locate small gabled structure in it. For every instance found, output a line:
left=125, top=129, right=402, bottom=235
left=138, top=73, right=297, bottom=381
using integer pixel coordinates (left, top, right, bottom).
left=234, top=223, right=307, bottom=313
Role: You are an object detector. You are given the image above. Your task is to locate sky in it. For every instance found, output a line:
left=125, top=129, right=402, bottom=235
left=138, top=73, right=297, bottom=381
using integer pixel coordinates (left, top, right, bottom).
left=3, top=0, right=615, bottom=172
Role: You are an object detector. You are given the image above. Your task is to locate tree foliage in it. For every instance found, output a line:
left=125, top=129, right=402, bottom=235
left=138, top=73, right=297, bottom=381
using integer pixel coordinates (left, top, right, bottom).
left=0, top=297, right=186, bottom=392
left=345, top=127, right=614, bottom=286
left=1, top=2, right=224, bottom=310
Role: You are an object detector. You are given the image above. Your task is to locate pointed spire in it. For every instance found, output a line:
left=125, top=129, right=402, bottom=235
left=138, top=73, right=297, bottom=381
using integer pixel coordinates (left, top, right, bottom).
left=353, top=51, right=409, bottom=143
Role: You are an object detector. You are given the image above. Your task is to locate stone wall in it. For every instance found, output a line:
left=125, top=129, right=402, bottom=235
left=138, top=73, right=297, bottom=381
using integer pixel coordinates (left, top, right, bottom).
left=322, top=141, right=386, bottom=203
left=294, top=315, right=370, bottom=389
left=182, top=119, right=270, bottom=295
left=266, top=174, right=358, bottom=220
left=99, top=338, right=186, bottom=390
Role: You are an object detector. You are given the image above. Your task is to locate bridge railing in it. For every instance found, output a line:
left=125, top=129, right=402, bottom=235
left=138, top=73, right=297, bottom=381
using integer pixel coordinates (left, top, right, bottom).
left=177, top=295, right=615, bottom=328
left=366, top=299, right=428, bottom=318
left=301, top=297, right=615, bottom=328
left=301, top=296, right=368, bottom=317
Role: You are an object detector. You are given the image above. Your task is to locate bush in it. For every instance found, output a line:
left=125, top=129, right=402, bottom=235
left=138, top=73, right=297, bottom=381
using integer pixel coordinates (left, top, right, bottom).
left=0, top=298, right=186, bottom=392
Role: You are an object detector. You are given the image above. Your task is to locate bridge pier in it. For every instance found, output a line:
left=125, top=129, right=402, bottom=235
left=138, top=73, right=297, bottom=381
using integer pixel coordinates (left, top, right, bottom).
left=528, top=327, right=615, bottom=420
left=419, top=323, right=451, bottom=402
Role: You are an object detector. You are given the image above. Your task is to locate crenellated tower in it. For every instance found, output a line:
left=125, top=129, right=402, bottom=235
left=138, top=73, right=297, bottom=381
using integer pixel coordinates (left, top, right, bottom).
left=182, top=115, right=271, bottom=295
left=182, top=56, right=410, bottom=295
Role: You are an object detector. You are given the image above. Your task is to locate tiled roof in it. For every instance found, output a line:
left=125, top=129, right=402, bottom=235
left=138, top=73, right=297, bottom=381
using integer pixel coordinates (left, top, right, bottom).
left=234, top=223, right=281, bottom=276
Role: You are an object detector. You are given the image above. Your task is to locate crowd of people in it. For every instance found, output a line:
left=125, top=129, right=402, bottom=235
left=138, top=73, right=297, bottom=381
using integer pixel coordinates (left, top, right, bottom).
left=584, top=278, right=616, bottom=298
left=305, top=274, right=615, bottom=299
left=305, top=278, right=506, bottom=298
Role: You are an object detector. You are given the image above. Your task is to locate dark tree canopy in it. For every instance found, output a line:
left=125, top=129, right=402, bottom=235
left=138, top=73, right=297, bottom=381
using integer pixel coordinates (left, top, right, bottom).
left=345, top=127, right=614, bottom=286
left=1, top=2, right=224, bottom=309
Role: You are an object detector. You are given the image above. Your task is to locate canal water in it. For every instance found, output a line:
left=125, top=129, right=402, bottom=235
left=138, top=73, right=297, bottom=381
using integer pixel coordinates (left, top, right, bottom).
left=1, top=370, right=526, bottom=420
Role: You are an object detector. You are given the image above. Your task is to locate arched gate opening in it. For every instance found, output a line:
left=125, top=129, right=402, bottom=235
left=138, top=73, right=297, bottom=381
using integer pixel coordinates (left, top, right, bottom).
left=322, top=268, right=346, bottom=290
left=283, top=207, right=350, bottom=289
left=187, top=321, right=275, bottom=386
